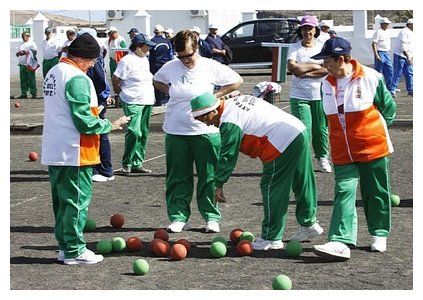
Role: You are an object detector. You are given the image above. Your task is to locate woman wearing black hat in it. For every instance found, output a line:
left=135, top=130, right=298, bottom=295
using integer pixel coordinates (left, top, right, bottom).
left=41, top=33, right=129, bottom=265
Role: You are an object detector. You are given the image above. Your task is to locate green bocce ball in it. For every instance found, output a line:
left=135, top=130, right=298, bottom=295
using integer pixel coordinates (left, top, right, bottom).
left=212, top=236, right=227, bottom=246
left=83, top=218, right=96, bottom=232
left=133, top=259, right=149, bottom=275
left=285, top=240, right=303, bottom=258
left=112, top=237, right=126, bottom=252
left=210, top=241, right=227, bottom=258
left=96, top=240, right=113, bottom=255
left=239, top=231, right=254, bottom=243
left=391, top=194, right=401, bottom=207
left=272, top=274, right=292, bottom=290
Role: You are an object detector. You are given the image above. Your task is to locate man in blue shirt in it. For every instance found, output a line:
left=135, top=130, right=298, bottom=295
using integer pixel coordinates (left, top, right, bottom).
left=149, top=24, right=173, bottom=106
left=191, top=26, right=213, bottom=58
left=205, top=24, right=226, bottom=64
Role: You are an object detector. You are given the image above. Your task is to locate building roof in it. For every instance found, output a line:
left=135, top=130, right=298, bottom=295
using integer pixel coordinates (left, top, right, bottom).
left=10, top=10, right=105, bottom=28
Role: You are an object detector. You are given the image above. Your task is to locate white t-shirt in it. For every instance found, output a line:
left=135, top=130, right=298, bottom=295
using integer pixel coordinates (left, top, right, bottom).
left=108, top=35, right=126, bottom=60
left=113, top=52, right=154, bottom=105
left=317, top=31, right=330, bottom=44
left=42, top=38, right=61, bottom=60
left=18, top=41, right=37, bottom=66
left=372, top=28, right=391, bottom=51
left=393, top=27, right=413, bottom=59
left=61, top=39, right=74, bottom=58
left=288, top=40, right=324, bottom=100
left=154, top=56, right=242, bottom=135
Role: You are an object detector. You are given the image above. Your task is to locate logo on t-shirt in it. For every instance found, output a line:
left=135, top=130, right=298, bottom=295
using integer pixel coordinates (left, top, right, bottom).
left=43, top=73, right=57, bottom=97
left=181, top=74, right=193, bottom=85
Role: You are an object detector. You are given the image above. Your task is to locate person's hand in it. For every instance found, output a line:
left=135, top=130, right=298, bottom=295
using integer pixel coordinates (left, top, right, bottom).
left=111, top=116, right=130, bottom=130
left=375, top=54, right=381, bottom=61
left=215, top=187, right=227, bottom=203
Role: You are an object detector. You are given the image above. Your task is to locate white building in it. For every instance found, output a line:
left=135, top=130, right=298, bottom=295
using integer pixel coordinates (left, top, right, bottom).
left=105, top=10, right=257, bottom=39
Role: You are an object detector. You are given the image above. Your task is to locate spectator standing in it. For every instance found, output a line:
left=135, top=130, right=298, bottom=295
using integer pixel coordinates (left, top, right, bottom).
left=112, top=33, right=156, bottom=175
left=41, top=28, right=61, bottom=78
left=392, top=18, right=413, bottom=96
left=191, top=26, right=213, bottom=58
left=205, top=24, right=226, bottom=64
left=311, top=37, right=396, bottom=260
left=164, top=27, right=176, bottom=58
left=60, top=29, right=76, bottom=58
left=127, top=27, right=139, bottom=40
left=16, top=32, right=38, bottom=99
left=80, top=28, right=116, bottom=182
left=372, top=17, right=395, bottom=97
left=317, top=20, right=331, bottom=44
left=41, top=33, right=129, bottom=265
left=153, top=30, right=243, bottom=234
left=287, top=15, right=332, bottom=173
left=106, top=26, right=127, bottom=80
left=149, top=24, right=173, bottom=106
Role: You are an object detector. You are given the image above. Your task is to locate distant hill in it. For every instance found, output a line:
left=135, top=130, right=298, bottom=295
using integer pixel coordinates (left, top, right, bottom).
left=10, top=10, right=105, bottom=28
left=257, top=10, right=413, bottom=27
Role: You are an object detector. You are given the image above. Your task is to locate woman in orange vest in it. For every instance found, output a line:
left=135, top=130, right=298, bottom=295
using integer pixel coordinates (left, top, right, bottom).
left=311, top=37, right=396, bottom=260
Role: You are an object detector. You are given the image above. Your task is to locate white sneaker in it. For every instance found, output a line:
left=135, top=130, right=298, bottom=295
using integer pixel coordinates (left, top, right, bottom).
left=318, top=157, right=332, bottom=173
left=371, top=236, right=387, bottom=252
left=314, top=241, right=351, bottom=260
left=63, top=249, right=103, bottom=265
left=121, top=166, right=131, bottom=175
left=205, top=221, right=220, bottom=233
left=290, top=222, right=324, bottom=241
left=57, top=250, right=65, bottom=262
left=167, top=220, right=191, bottom=233
left=252, top=237, right=284, bottom=250
left=92, top=174, right=115, bottom=182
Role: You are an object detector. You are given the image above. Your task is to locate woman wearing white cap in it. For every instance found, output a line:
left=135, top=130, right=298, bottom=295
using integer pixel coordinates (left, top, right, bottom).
left=287, top=15, right=332, bottom=174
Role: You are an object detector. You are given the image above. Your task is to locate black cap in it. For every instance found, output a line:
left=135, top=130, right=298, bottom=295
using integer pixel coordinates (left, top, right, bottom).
left=127, top=28, right=139, bottom=34
left=311, top=37, right=351, bottom=60
left=68, top=33, right=100, bottom=59
left=44, top=28, right=52, bottom=34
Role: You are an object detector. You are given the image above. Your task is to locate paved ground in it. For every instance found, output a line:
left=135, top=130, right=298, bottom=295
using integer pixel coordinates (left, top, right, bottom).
left=8, top=70, right=414, bottom=293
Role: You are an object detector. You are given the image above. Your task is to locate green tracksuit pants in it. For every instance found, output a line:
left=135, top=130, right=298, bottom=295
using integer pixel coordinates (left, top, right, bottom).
left=329, top=157, right=391, bottom=246
left=42, top=57, right=59, bottom=78
left=48, top=166, right=92, bottom=259
left=121, top=102, right=152, bottom=169
left=290, top=98, right=329, bottom=159
left=109, top=58, right=117, bottom=80
left=19, top=65, right=37, bottom=96
left=165, top=133, right=221, bottom=223
left=260, top=130, right=318, bottom=240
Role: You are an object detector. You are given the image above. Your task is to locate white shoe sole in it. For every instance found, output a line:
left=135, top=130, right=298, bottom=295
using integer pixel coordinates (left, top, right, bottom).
left=253, top=244, right=284, bottom=251
left=167, top=222, right=191, bottom=233
left=313, top=246, right=350, bottom=261
left=63, top=257, right=104, bottom=265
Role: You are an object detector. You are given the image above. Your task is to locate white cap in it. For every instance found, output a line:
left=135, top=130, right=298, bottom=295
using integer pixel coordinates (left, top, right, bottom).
left=320, top=20, right=331, bottom=28
left=208, top=24, right=218, bottom=29
left=106, top=26, right=118, bottom=33
left=407, top=18, right=413, bottom=24
left=380, top=17, right=391, bottom=24
left=164, top=27, right=174, bottom=34
left=154, top=24, right=165, bottom=32
left=191, top=26, right=201, bottom=34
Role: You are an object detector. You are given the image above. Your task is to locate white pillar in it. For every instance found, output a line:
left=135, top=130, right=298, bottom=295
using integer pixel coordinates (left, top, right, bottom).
left=32, top=12, right=49, bottom=61
left=135, top=10, right=151, bottom=37
left=352, top=10, right=367, bottom=38
left=242, top=11, right=257, bottom=22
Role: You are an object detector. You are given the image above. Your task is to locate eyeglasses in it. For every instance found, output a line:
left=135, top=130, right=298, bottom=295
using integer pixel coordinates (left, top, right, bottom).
left=83, top=58, right=98, bottom=64
left=177, top=51, right=196, bottom=61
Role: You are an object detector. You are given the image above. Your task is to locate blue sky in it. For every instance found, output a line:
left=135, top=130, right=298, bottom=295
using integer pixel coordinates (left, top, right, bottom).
left=44, top=10, right=106, bottom=22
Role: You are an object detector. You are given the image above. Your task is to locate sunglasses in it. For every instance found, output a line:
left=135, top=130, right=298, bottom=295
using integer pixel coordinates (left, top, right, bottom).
left=177, top=51, right=196, bottom=60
